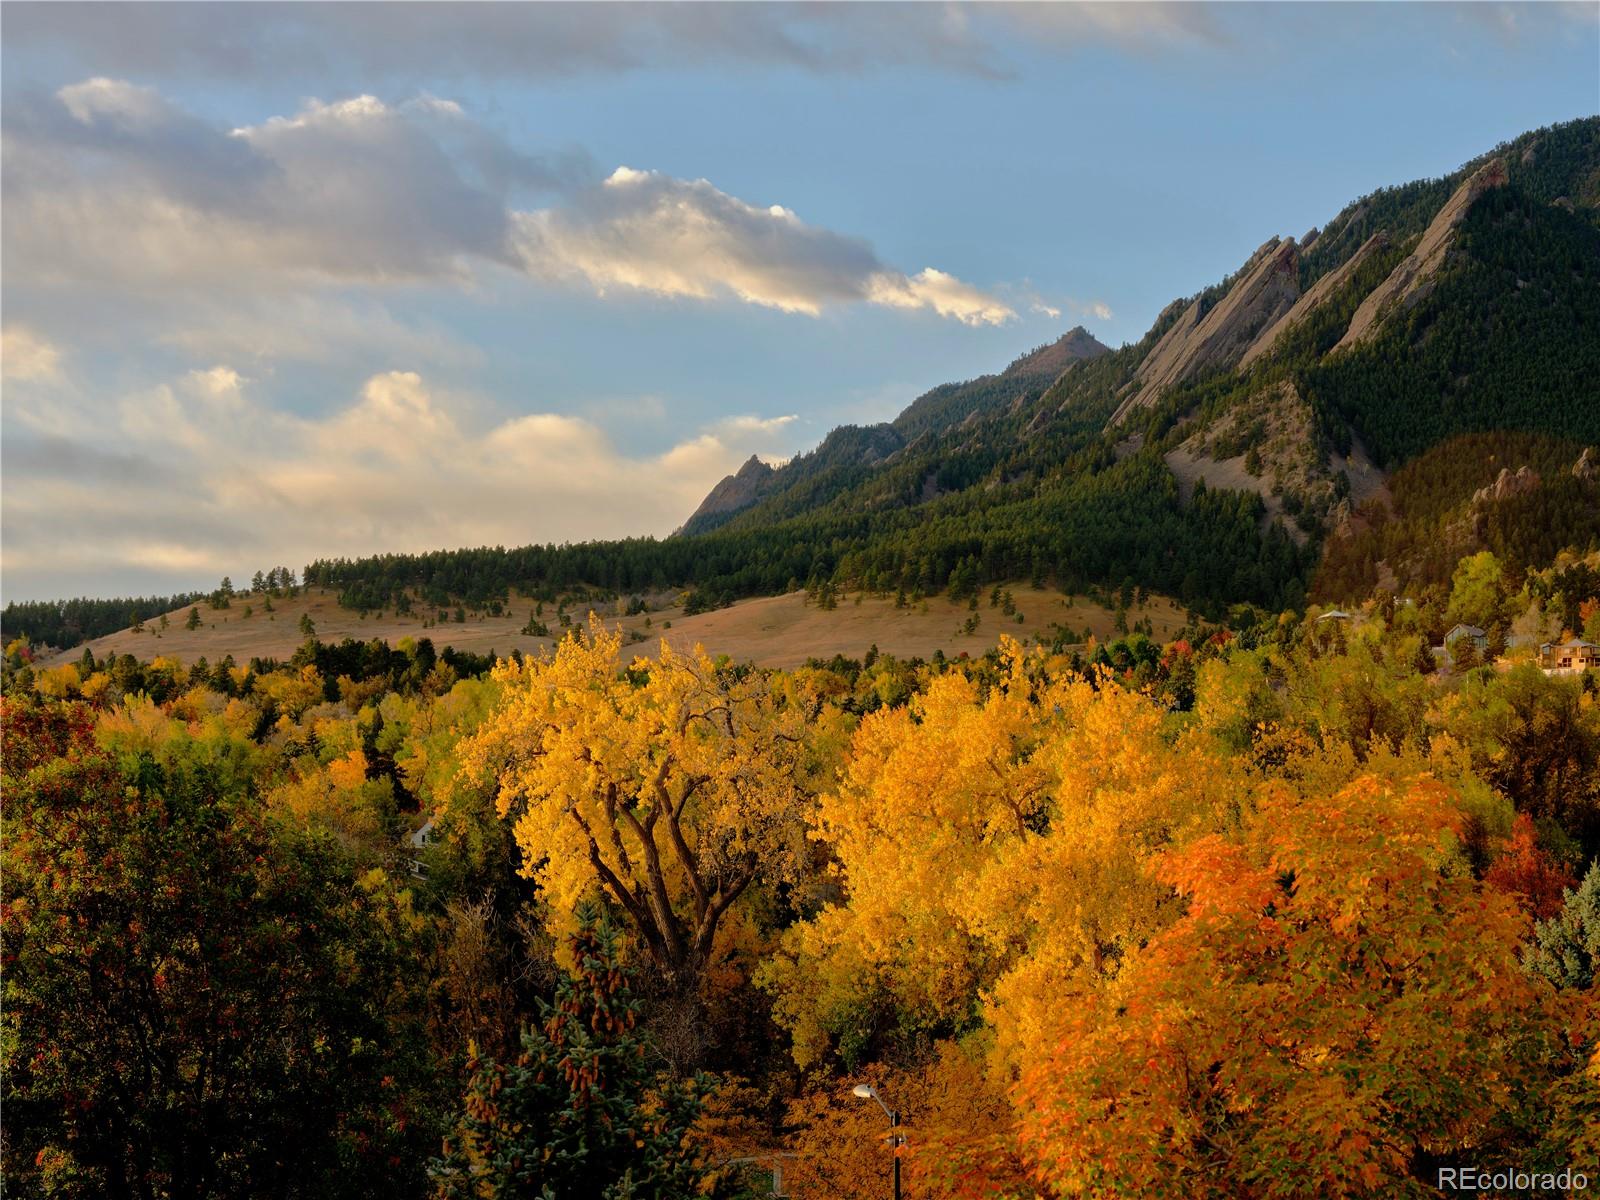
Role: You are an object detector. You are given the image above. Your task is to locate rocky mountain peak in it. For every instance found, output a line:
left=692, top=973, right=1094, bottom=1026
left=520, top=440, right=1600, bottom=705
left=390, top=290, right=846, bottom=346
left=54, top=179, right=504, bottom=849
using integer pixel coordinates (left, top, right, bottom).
left=1003, top=327, right=1111, bottom=378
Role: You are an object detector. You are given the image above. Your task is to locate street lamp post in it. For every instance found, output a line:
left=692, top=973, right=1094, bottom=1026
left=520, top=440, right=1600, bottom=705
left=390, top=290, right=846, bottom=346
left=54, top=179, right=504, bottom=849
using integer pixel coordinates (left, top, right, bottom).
left=852, top=1083, right=901, bottom=1200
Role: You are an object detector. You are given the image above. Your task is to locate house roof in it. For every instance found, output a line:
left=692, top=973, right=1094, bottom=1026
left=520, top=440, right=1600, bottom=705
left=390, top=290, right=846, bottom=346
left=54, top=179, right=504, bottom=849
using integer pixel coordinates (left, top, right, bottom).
left=1315, top=609, right=1352, bottom=621
left=1445, top=624, right=1487, bottom=639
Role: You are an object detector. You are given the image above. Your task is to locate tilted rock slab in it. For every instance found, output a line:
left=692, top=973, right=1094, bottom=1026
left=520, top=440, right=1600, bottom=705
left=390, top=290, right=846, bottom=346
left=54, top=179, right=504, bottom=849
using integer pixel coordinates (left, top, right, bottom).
left=1240, top=231, right=1390, bottom=369
left=1334, top=158, right=1508, bottom=351
left=1113, top=237, right=1300, bottom=424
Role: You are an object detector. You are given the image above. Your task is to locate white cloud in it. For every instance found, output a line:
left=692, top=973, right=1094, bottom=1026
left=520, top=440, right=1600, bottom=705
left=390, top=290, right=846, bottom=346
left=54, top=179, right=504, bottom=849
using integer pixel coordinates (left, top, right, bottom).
left=1, top=367, right=800, bottom=595
left=57, top=77, right=174, bottom=128
left=5, top=82, right=1013, bottom=325
left=512, top=167, right=1013, bottom=322
left=711, top=413, right=800, bottom=437
left=1, top=326, right=64, bottom=382
left=866, top=268, right=1015, bottom=327
left=3, top=85, right=561, bottom=287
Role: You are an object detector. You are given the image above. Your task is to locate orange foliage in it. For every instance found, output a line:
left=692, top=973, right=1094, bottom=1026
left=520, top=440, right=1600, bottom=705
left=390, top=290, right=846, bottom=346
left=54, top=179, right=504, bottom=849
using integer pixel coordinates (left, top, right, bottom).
left=1484, top=812, right=1577, bottom=920
left=1010, top=775, right=1565, bottom=1199
left=782, top=1041, right=1038, bottom=1200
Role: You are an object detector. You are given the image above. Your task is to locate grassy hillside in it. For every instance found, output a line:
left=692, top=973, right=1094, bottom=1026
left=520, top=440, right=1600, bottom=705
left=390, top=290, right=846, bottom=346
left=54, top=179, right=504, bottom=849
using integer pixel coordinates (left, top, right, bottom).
left=37, top=585, right=1189, bottom=672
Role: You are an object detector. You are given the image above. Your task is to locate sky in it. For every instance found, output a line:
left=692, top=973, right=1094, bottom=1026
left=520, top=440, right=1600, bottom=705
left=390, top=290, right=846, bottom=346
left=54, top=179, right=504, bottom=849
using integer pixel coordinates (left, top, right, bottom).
left=2, top=2, right=1596, bottom=601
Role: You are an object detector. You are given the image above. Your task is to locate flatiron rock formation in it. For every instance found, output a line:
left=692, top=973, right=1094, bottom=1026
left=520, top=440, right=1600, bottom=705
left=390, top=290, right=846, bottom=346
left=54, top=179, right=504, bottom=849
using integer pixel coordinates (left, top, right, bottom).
left=1335, top=158, right=1508, bottom=350
left=1240, top=231, right=1390, bottom=368
left=1113, top=236, right=1301, bottom=423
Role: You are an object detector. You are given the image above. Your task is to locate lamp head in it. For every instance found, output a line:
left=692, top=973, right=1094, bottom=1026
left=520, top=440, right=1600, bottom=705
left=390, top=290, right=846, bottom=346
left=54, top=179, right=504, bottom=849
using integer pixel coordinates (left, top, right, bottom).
left=852, top=1083, right=876, bottom=1100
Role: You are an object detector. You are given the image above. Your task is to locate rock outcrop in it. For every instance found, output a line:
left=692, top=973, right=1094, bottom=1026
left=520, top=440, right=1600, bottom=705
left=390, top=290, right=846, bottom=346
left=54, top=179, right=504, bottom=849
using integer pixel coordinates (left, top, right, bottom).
left=677, top=455, right=776, bottom=534
left=1471, top=464, right=1540, bottom=507
left=1112, top=237, right=1301, bottom=424
left=1335, top=158, right=1508, bottom=351
left=1240, top=231, right=1390, bottom=369
left=1574, top=447, right=1596, bottom=480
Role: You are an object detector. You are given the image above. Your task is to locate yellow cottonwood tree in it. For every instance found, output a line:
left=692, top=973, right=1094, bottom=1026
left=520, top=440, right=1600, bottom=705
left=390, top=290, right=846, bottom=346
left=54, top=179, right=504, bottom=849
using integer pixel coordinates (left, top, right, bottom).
left=459, top=621, right=844, bottom=994
left=763, top=640, right=1232, bottom=1071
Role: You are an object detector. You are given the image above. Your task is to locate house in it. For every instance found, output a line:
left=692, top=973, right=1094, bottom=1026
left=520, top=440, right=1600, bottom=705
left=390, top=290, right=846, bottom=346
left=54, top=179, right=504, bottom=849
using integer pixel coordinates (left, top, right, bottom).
left=1315, top=609, right=1353, bottom=623
left=1540, top=638, right=1600, bottom=675
left=1443, top=624, right=1488, bottom=666
left=408, top=819, right=436, bottom=879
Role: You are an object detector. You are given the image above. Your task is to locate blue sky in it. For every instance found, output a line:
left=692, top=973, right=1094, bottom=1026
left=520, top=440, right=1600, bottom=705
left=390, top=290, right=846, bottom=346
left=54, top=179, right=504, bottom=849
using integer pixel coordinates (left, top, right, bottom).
left=2, top=2, right=1596, bottom=599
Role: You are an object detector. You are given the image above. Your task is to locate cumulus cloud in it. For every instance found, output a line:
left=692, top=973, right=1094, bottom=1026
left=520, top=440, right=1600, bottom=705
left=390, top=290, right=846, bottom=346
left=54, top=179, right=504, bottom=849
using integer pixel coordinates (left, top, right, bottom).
left=512, top=167, right=1012, bottom=322
left=1, top=326, right=64, bottom=382
left=866, top=268, right=1016, bottom=327
left=4, top=82, right=1012, bottom=325
left=0, top=366, right=800, bottom=597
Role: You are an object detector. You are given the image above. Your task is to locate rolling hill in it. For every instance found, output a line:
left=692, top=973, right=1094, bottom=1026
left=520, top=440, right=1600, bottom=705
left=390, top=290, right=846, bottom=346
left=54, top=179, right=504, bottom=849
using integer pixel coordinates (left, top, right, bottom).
left=35, top=585, right=1188, bottom=672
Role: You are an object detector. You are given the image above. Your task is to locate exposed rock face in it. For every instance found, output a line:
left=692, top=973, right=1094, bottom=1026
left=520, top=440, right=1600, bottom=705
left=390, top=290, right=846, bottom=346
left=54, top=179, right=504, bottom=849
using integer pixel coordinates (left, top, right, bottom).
left=1240, top=231, right=1390, bottom=369
left=1161, top=380, right=1369, bottom=546
left=1335, top=158, right=1508, bottom=350
left=1003, top=326, right=1110, bottom=379
left=1112, top=237, right=1301, bottom=424
left=678, top=455, right=776, bottom=534
left=1574, top=447, right=1597, bottom=480
left=1471, top=464, right=1540, bottom=507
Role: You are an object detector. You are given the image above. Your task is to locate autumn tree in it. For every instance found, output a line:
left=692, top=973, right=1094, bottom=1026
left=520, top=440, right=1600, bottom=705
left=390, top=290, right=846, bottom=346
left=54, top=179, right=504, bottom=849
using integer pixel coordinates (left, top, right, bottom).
left=762, top=642, right=1231, bottom=1072
left=459, top=622, right=843, bottom=1005
left=1010, top=774, right=1574, bottom=1199
left=1445, top=550, right=1509, bottom=631
left=1484, top=812, right=1577, bottom=920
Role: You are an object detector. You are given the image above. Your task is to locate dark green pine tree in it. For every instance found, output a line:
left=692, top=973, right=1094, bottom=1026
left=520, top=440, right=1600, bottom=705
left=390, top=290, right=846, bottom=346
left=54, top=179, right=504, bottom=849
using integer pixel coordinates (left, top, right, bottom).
left=432, top=905, right=746, bottom=1200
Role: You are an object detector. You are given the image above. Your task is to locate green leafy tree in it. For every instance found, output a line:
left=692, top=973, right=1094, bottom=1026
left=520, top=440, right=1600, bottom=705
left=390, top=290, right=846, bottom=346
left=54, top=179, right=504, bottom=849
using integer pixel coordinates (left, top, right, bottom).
left=184, top=606, right=202, bottom=631
left=431, top=905, right=737, bottom=1200
left=1446, top=552, right=1508, bottom=631
left=1, top=698, right=436, bottom=1199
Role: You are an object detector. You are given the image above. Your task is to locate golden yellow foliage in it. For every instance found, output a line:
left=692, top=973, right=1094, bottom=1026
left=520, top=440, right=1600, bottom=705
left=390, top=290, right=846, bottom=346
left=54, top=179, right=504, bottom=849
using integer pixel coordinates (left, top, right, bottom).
left=32, top=664, right=81, bottom=699
left=765, top=640, right=1232, bottom=1072
left=267, top=750, right=388, bottom=854
left=458, top=620, right=845, bottom=991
